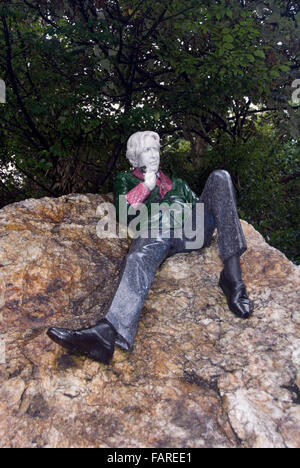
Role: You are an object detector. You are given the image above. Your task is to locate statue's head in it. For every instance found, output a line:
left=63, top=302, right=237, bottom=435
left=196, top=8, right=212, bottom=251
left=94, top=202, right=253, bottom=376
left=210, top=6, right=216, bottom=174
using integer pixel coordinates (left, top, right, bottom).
left=126, top=131, right=160, bottom=173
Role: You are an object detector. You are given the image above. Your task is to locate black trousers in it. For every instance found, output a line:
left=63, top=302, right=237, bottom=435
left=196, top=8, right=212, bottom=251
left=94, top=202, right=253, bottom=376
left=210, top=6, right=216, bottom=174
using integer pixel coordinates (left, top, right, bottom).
left=105, top=170, right=247, bottom=351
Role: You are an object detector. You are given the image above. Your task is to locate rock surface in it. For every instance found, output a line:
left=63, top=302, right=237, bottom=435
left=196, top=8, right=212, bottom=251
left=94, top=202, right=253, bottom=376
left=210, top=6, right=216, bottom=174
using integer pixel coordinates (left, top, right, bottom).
left=0, top=193, right=299, bottom=448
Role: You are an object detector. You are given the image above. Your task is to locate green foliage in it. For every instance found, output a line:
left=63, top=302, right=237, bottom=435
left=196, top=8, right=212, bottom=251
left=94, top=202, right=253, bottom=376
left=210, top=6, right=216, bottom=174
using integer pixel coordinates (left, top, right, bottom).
left=238, top=138, right=300, bottom=265
left=144, top=116, right=300, bottom=264
left=167, top=126, right=300, bottom=264
left=0, top=0, right=299, bottom=262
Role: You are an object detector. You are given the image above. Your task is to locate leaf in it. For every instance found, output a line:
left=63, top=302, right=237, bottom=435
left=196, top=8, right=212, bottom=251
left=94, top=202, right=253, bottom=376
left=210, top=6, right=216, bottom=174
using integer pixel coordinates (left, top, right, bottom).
left=223, top=34, right=234, bottom=42
left=267, top=12, right=281, bottom=24
left=254, top=50, right=265, bottom=59
left=279, top=64, right=290, bottom=72
left=108, top=48, right=118, bottom=57
left=93, top=45, right=102, bottom=58
left=247, top=54, right=255, bottom=63
left=100, top=59, right=111, bottom=72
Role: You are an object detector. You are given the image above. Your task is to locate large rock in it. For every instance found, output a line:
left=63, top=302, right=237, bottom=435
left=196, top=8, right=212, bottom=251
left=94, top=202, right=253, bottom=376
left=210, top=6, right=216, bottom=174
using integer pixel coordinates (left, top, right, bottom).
left=0, top=193, right=299, bottom=448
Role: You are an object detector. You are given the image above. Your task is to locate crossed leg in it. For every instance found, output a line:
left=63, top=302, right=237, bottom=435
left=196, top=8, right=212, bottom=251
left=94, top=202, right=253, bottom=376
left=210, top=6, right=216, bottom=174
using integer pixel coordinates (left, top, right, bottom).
left=47, top=170, right=251, bottom=362
left=103, top=170, right=248, bottom=350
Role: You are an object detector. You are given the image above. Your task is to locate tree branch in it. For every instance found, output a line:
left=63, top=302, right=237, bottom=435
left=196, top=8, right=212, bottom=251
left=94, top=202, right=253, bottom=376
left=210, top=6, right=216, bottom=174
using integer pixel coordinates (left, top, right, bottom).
left=94, top=141, right=124, bottom=191
left=23, top=0, right=59, bottom=29
left=14, top=161, right=56, bottom=196
left=1, top=14, right=50, bottom=150
left=190, top=127, right=214, bottom=146
left=279, top=172, right=300, bottom=184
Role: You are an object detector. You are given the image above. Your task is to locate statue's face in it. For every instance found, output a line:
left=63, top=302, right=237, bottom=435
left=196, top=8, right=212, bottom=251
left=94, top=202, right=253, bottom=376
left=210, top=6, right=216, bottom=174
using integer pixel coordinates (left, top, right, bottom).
left=138, top=136, right=160, bottom=173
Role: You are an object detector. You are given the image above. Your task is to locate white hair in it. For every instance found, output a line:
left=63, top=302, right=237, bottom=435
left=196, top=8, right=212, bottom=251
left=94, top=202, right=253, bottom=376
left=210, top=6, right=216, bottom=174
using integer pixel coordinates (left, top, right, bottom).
left=126, top=131, right=160, bottom=168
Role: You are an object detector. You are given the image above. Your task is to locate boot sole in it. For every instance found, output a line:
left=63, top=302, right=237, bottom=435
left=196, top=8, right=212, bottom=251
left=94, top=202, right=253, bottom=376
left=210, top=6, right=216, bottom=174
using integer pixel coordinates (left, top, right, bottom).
left=47, top=329, right=113, bottom=364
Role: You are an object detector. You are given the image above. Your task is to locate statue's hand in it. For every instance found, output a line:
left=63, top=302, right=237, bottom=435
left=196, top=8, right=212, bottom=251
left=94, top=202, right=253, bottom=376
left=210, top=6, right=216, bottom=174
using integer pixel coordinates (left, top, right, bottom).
left=143, top=171, right=157, bottom=191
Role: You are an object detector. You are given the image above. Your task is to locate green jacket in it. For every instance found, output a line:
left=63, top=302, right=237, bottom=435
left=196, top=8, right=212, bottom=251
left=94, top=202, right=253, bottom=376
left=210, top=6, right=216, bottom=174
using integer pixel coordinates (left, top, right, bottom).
left=114, top=168, right=200, bottom=232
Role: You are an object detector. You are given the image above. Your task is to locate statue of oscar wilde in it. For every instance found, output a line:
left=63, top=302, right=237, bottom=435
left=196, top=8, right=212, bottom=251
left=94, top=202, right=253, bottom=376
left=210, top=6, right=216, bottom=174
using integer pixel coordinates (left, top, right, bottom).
left=47, top=131, right=252, bottom=364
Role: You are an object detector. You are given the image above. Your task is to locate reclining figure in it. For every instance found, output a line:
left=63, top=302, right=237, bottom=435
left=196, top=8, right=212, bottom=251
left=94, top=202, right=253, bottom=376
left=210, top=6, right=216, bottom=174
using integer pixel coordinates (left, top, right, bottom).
left=47, top=131, right=252, bottom=364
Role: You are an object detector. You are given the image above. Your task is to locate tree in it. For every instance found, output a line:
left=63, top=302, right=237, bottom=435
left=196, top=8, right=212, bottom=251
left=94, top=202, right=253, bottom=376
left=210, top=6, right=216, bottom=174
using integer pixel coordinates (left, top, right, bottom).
left=0, top=0, right=299, bottom=203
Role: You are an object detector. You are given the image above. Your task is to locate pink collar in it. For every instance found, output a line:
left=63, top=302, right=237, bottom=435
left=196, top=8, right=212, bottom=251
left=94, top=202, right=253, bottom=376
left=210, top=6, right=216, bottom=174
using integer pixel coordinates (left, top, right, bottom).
left=131, top=168, right=172, bottom=198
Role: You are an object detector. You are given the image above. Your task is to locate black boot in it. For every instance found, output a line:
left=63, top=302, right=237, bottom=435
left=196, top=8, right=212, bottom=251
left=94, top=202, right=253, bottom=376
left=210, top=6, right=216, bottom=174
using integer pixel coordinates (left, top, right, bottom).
left=47, top=318, right=117, bottom=364
left=219, top=255, right=252, bottom=319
